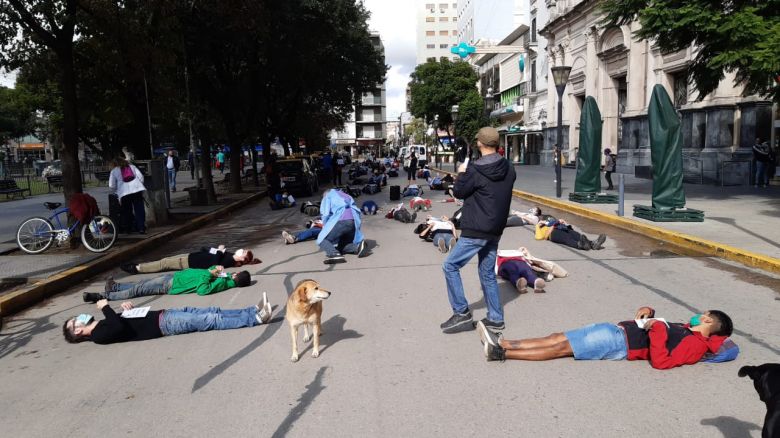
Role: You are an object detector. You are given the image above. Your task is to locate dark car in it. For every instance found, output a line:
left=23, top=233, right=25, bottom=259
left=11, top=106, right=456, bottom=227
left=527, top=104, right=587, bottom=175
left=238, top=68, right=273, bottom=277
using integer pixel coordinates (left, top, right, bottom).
left=277, top=158, right=318, bottom=196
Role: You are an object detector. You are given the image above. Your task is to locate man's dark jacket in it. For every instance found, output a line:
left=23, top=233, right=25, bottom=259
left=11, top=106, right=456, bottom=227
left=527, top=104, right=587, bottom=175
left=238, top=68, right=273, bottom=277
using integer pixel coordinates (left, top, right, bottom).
left=452, top=153, right=516, bottom=241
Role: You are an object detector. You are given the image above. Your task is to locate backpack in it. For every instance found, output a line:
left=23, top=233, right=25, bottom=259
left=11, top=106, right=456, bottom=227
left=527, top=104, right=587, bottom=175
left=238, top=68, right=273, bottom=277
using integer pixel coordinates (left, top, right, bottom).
left=300, top=201, right=321, bottom=216
left=121, top=165, right=136, bottom=183
left=361, top=200, right=378, bottom=215
left=362, top=184, right=380, bottom=195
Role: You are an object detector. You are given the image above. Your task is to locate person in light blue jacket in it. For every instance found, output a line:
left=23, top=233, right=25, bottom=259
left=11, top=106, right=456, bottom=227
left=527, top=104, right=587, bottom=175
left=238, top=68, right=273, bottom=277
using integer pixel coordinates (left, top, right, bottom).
left=316, top=189, right=367, bottom=264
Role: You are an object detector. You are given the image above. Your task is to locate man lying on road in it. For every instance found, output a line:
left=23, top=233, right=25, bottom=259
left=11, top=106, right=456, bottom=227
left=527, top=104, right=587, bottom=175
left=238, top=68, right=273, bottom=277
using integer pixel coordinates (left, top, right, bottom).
left=63, top=297, right=272, bottom=345
left=121, top=245, right=259, bottom=274
left=82, top=266, right=251, bottom=302
left=477, top=307, right=733, bottom=370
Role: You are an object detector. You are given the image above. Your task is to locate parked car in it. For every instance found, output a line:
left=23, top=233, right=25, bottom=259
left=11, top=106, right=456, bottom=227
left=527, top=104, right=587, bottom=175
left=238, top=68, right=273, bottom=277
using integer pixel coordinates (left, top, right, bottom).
left=276, top=158, right=318, bottom=196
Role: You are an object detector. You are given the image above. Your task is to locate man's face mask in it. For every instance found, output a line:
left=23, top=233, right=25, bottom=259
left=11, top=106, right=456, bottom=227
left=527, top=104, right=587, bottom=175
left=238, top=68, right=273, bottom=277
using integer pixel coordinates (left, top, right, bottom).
left=234, top=249, right=246, bottom=259
left=75, top=314, right=94, bottom=326
left=689, top=313, right=703, bottom=327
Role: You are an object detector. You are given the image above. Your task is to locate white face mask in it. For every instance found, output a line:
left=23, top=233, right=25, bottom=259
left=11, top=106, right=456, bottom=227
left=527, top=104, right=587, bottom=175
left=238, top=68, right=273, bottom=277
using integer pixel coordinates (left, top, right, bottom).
left=234, top=249, right=245, bottom=258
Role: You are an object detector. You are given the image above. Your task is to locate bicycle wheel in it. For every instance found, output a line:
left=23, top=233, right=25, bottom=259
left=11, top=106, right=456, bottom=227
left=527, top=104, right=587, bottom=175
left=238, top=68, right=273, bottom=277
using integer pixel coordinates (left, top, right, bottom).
left=16, top=217, right=55, bottom=254
left=80, top=215, right=117, bottom=253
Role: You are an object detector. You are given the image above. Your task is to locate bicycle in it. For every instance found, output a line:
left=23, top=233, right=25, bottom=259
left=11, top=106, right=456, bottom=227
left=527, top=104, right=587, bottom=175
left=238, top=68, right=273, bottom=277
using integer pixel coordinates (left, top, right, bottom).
left=16, top=201, right=117, bottom=254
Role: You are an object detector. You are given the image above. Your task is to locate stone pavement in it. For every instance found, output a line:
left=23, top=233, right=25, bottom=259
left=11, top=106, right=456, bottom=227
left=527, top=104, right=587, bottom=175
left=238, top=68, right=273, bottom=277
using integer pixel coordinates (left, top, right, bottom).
left=0, top=180, right=777, bottom=437
left=503, top=165, right=780, bottom=259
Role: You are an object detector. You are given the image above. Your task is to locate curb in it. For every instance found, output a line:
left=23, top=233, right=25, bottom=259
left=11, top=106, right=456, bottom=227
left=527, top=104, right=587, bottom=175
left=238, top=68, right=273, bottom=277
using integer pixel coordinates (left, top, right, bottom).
left=0, top=190, right=267, bottom=317
left=435, top=168, right=780, bottom=275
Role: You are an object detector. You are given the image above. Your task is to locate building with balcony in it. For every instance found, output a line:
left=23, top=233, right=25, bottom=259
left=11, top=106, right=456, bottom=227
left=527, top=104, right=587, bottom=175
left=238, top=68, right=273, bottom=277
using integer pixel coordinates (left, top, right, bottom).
left=456, top=0, right=522, bottom=46
left=540, top=0, right=772, bottom=184
left=416, top=1, right=460, bottom=64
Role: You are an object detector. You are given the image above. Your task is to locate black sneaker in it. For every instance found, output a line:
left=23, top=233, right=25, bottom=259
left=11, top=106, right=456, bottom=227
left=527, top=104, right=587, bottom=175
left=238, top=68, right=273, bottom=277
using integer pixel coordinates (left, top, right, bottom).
left=577, top=234, right=591, bottom=250
left=120, top=262, right=138, bottom=275
left=440, top=311, right=474, bottom=333
left=591, top=234, right=607, bottom=250
left=485, top=343, right=506, bottom=362
left=323, top=255, right=346, bottom=264
left=104, top=276, right=117, bottom=293
left=82, top=292, right=105, bottom=303
left=476, top=320, right=500, bottom=348
left=480, top=317, right=505, bottom=332
left=356, top=240, right=368, bottom=258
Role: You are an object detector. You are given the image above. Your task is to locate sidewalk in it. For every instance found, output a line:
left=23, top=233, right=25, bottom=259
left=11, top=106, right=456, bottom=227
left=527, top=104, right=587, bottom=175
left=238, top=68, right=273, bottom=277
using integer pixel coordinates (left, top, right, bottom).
left=0, top=170, right=264, bottom=292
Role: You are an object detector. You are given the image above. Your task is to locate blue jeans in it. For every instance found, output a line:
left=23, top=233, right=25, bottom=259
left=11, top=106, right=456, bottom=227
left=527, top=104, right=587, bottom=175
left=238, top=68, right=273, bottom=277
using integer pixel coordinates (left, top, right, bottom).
left=442, top=237, right=503, bottom=322
left=756, top=161, right=768, bottom=186
left=432, top=231, right=455, bottom=250
left=106, top=274, right=173, bottom=301
left=294, top=227, right=321, bottom=242
left=167, top=168, right=177, bottom=190
left=564, top=323, right=628, bottom=360
left=319, top=220, right=358, bottom=256
left=159, top=306, right=258, bottom=336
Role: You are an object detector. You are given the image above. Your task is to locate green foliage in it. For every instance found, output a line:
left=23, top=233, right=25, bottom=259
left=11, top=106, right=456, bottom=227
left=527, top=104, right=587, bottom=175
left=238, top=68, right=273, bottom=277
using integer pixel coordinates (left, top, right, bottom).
left=601, top=0, right=780, bottom=102
left=0, top=85, right=38, bottom=144
left=404, top=117, right=429, bottom=145
left=455, top=90, right=488, bottom=144
left=409, top=59, right=480, bottom=134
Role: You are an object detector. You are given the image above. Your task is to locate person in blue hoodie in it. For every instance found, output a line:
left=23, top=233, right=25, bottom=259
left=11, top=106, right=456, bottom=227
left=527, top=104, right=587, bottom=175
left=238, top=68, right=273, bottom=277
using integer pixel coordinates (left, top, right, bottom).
left=440, top=127, right=516, bottom=335
left=316, top=188, right=367, bottom=264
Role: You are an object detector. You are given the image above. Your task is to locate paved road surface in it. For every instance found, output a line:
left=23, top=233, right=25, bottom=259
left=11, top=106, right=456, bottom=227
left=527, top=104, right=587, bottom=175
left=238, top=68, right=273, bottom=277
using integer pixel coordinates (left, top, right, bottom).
left=1, top=184, right=777, bottom=437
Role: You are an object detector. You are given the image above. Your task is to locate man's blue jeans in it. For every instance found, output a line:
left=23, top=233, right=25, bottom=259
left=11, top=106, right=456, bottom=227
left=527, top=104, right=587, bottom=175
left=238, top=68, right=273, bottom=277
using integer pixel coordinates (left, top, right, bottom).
left=294, top=227, right=322, bottom=242
left=442, top=237, right=503, bottom=323
left=159, top=306, right=258, bottom=336
left=106, top=274, right=174, bottom=301
left=756, top=161, right=767, bottom=186
left=167, top=168, right=177, bottom=190
left=319, top=220, right=359, bottom=256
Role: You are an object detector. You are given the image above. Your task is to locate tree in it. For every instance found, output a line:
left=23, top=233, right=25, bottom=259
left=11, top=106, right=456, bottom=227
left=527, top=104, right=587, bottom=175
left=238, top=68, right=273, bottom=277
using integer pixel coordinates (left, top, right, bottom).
left=404, top=117, right=429, bottom=145
left=454, top=90, right=488, bottom=145
left=408, top=59, right=480, bottom=149
left=601, top=0, right=780, bottom=102
left=0, top=86, right=38, bottom=144
left=0, top=0, right=83, bottom=200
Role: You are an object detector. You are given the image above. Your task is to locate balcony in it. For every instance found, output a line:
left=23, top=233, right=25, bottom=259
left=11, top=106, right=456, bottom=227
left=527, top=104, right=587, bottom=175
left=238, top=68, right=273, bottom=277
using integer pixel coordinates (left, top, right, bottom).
left=360, top=97, right=385, bottom=106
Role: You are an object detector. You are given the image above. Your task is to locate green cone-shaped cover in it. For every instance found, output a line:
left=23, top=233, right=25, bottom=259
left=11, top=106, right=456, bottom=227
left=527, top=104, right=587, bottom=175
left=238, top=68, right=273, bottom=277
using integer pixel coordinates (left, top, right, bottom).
left=574, top=96, right=603, bottom=193
left=648, top=85, right=685, bottom=210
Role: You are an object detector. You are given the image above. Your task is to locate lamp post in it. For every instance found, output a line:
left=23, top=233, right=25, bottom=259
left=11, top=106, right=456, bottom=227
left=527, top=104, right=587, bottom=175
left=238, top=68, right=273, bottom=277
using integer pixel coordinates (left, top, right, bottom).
left=551, top=65, right=572, bottom=198
left=451, top=104, right=459, bottom=171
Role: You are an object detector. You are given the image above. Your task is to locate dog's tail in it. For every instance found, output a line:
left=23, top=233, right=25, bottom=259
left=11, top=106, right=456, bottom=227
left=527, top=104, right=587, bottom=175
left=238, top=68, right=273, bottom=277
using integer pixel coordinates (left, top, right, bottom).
left=738, top=365, right=754, bottom=378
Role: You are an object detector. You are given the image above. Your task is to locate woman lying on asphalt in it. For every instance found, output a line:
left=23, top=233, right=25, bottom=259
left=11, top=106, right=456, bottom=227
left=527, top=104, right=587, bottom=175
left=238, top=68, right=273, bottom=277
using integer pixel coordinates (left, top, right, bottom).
left=63, top=297, right=272, bottom=345
left=121, top=245, right=258, bottom=275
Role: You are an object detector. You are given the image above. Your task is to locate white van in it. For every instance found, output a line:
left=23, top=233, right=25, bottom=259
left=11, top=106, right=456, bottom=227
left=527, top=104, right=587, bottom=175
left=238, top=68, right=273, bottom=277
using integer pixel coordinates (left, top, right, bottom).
left=398, top=145, right=428, bottom=167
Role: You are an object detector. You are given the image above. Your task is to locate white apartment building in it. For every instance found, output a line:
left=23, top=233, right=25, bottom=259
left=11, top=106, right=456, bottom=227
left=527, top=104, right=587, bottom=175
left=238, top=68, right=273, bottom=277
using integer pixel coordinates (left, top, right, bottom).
left=456, top=0, right=522, bottom=45
left=416, top=1, right=460, bottom=64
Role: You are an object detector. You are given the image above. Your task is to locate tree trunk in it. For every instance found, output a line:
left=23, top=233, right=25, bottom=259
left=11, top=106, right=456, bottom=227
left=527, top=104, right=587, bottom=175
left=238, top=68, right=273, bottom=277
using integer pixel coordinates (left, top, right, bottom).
left=250, top=147, right=259, bottom=186
left=58, top=45, right=83, bottom=202
left=197, top=130, right=217, bottom=204
left=226, top=126, right=242, bottom=193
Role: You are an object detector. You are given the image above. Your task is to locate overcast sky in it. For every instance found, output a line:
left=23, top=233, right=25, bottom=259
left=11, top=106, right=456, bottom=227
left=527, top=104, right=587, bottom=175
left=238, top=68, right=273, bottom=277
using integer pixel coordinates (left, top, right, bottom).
left=363, top=0, right=416, bottom=121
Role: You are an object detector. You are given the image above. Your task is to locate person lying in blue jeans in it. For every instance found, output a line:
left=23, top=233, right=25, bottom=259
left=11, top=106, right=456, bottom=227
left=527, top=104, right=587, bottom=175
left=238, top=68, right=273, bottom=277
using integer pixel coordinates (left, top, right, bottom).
left=282, top=219, right=323, bottom=244
left=62, top=296, right=273, bottom=345
left=476, top=306, right=734, bottom=370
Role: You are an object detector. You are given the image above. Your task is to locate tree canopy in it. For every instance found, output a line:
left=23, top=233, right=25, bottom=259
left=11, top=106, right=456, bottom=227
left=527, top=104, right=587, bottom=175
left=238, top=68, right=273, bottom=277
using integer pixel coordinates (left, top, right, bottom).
left=601, top=0, right=780, bottom=102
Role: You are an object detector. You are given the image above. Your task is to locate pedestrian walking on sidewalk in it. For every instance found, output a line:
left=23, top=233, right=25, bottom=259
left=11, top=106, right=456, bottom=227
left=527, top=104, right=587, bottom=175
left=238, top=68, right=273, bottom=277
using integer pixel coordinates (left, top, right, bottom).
left=63, top=295, right=272, bottom=345
left=440, top=127, right=516, bottom=335
left=166, top=150, right=180, bottom=192
left=603, top=148, right=615, bottom=190
left=109, top=157, right=146, bottom=234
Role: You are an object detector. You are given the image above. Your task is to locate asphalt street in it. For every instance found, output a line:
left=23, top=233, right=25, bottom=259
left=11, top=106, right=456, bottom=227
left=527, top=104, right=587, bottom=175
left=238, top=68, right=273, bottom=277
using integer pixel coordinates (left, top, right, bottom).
left=1, top=182, right=778, bottom=437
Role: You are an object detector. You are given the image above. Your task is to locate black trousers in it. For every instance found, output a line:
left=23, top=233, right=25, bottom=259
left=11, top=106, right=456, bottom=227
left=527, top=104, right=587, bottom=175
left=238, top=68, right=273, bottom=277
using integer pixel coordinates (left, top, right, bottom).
left=550, top=228, right=583, bottom=249
left=605, top=171, right=614, bottom=189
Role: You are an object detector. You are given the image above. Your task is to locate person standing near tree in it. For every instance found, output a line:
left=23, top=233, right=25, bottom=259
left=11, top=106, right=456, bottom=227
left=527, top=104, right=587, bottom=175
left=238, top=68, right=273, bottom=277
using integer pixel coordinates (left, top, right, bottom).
left=440, top=127, right=516, bottom=335
left=166, top=150, right=180, bottom=192
left=603, top=148, right=615, bottom=190
left=753, top=138, right=771, bottom=188
left=109, top=157, right=146, bottom=234
left=216, top=148, right=226, bottom=174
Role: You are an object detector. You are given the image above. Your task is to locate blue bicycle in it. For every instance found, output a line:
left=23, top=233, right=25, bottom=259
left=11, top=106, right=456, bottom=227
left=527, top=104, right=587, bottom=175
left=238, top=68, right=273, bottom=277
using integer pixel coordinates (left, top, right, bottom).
left=16, top=201, right=117, bottom=254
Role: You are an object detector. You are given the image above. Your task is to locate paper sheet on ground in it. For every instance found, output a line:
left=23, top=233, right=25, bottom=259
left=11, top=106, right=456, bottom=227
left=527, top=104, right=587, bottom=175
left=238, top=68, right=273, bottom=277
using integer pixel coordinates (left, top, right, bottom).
left=121, top=306, right=150, bottom=319
left=635, top=318, right=668, bottom=328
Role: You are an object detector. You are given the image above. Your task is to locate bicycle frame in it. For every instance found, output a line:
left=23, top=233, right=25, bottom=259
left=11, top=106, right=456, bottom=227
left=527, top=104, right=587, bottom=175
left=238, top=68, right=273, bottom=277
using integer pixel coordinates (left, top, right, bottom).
left=48, top=207, right=81, bottom=235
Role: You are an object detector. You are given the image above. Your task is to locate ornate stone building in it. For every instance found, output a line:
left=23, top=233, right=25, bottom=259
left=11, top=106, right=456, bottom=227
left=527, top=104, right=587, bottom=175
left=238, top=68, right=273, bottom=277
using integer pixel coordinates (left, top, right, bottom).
left=539, top=0, right=773, bottom=184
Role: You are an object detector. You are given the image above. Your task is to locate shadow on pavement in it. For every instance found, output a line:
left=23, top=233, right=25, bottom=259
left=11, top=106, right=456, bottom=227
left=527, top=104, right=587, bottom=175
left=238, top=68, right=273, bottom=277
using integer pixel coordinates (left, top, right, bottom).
left=270, top=366, right=328, bottom=438
left=700, top=416, right=762, bottom=438
left=296, top=314, right=362, bottom=357
left=708, top=216, right=780, bottom=250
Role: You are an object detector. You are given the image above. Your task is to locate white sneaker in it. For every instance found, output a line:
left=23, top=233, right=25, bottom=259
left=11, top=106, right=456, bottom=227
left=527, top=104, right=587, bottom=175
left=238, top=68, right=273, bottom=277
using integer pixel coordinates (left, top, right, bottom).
left=282, top=231, right=295, bottom=244
left=255, top=292, right=272, bottom=324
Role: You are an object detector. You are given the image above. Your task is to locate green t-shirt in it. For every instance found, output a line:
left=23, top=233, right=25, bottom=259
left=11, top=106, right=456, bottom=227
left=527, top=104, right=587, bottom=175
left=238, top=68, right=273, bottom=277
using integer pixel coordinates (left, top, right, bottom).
left=169, top=267, right=235, bottom=295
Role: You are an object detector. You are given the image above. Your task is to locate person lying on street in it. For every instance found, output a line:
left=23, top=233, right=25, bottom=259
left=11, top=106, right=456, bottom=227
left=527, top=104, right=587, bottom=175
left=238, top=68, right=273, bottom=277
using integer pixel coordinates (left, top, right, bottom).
left=417, top=215, right=458, bottom=253
left=476, top=307, right=733, bottom=370
left=63, top=296, right=272, bottom=345
left=121, top=245, right=258, bottom=274
left=282, top=219, right=323, bottom=244
left=535, top=217, right=607, bottom=250
left=82, top=266, right=251, bottom=302
left=505, top=207, right=543, bottom=227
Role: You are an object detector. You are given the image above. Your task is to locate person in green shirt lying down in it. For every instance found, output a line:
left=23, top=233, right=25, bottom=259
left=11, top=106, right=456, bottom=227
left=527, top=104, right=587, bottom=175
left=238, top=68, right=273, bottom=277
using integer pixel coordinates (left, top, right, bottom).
left=82, top=266, right=251, bottom=303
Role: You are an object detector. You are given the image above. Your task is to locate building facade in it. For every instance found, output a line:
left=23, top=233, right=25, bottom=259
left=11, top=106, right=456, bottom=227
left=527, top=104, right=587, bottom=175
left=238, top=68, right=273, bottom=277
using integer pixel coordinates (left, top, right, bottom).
left=457, top=0, right=523, bottom=46
left=416, top=1, right=460, bottom=64
left=540, top=0, right=773, bottom=184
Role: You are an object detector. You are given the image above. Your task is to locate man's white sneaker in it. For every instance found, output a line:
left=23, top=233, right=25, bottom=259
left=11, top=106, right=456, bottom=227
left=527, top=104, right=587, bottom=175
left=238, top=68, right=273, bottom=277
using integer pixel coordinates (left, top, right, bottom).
left=282, top=231, right=295, bottom=244
left=256, top=292, right=272, bottom=324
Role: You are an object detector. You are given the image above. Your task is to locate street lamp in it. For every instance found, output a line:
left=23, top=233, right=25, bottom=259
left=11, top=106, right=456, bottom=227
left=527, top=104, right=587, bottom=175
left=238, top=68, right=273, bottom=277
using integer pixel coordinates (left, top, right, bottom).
left=451, top=104, right=459, bottom=171
left=551, top=65, right=572, bottom=198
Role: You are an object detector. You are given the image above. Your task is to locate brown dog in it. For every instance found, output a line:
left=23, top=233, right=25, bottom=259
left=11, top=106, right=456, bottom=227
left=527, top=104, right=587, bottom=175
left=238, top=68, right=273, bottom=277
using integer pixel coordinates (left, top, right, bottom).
left=285, top=279, right=331, bottom=362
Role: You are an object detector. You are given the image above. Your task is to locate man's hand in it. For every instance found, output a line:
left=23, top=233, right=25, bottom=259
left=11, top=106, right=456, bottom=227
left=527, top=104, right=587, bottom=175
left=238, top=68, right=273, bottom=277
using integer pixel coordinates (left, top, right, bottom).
left=457, top=162, right=467, bottom=173
left=210, top=265, right=225, bottom=276
left=120, top=301, right=134, bottom=311
left=642, top=318, right=659, bottom=331
left=217, top=244, right=226, bottom=251
left=96, top=299, right=109, bottom=310
left=634, top=306, right=655, bottom=320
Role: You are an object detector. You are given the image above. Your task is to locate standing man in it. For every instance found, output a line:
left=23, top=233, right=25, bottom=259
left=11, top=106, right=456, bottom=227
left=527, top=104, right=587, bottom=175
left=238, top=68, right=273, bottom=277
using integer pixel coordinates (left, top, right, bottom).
left=440, top=127, right=516, bottom=334
left=166, top=149, right=180, bottom=192
left=333, top=152, right=344, bottom=185
left=216, top=148, right=226, bottom=174
left=187, top=150, right=195, bottom=180
left=753, top=138, right=771, bottom=188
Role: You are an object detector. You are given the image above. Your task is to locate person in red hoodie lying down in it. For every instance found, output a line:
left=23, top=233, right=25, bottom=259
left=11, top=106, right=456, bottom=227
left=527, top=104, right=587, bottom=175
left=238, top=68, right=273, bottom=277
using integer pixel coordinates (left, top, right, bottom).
left=476, top=306, right=733, bottom=369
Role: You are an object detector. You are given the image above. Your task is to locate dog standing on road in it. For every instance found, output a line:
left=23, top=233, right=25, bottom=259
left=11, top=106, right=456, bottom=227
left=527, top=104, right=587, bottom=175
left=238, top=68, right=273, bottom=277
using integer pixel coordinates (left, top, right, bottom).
left=739, top=363, right=780, bottom=438
left=285, top=279, right=331, bottom=362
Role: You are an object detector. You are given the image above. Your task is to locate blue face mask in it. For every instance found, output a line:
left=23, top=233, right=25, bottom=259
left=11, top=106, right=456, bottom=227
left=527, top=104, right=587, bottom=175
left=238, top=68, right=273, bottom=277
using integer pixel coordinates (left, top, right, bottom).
left=75, top=314, right=94, bottom=326
left=689, top=313, right=702, bottom=327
